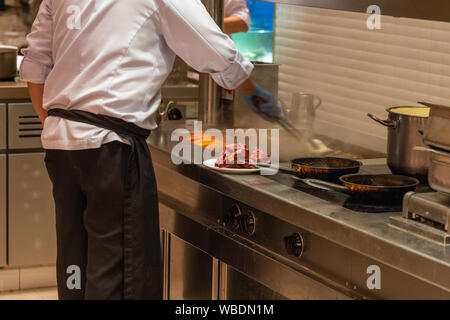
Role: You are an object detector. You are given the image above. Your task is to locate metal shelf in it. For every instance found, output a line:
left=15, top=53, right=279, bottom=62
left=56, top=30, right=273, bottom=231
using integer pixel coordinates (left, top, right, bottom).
left=263, top=0, right=450, bottom=23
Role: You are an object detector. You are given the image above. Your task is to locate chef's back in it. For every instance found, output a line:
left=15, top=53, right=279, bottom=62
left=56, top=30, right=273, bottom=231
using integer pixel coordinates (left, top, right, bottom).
left=21, top=0, right=253, bottom=131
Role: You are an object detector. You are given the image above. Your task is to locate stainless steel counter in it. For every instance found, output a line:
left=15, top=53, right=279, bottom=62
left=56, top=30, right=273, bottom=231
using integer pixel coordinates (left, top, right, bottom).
left=0, top=81, right=199, bottom=102
left=0, top=81, right=29, bottom=101
left=148, top=121, right=450, bottom=298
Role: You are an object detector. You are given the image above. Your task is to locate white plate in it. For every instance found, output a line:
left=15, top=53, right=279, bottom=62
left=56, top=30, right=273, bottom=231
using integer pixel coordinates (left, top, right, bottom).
left=203, top=158, right=260, bottom=175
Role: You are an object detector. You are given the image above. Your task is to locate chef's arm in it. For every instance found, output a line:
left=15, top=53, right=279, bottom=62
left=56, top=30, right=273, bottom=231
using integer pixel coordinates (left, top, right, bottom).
left=224, top=16, right=249, bottom=34
left=236, top=78, right=256, bottom=95
left=158, top=1, right=280, bottom=120
left=19, top=0, right=53, bottom=124
left=158, top=0, right=254, bottom=90
left=27, top=82, right=47, bottom=124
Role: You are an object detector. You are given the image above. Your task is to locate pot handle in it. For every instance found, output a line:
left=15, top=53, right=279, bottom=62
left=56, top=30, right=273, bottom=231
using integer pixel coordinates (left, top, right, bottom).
left=314, top=96, right=322, bottom=110
left=414, top=146, right=447, bottom=156
left=301, top=178, right=348, bottom=193
left=367, top=113, right=397, bottom=128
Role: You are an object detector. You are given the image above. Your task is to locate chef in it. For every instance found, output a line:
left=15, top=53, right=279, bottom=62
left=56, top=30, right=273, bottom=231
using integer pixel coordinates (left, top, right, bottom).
left=20, top=0, right=281, bottom=300
left=224, top=0, right=251, bottom=34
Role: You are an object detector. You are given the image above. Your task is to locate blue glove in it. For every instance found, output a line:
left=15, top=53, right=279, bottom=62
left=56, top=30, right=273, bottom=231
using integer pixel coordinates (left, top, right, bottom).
left=241, top=86, right=283, bottom=122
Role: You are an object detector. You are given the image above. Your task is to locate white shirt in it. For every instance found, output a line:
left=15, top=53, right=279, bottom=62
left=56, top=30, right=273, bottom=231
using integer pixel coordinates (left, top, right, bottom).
left=224, top=0, right=250, bottom=27
left=20, top=0, right=254, bottom=150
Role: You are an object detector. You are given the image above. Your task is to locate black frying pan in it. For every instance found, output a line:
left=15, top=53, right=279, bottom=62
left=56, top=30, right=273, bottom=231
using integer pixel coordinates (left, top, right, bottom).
left=303, top=174, right=419, bottom=202
left=265, top=157, right=362, bottom=180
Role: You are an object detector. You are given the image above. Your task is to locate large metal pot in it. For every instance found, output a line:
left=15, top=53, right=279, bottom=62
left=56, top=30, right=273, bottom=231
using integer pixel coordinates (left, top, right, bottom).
left=418, top=102, right=450, bottom=151
left=368, top=106, right=430, bottom=178
left=0, top=45, right=18, bottom=80
left=415, top=147, right=450, bottom=194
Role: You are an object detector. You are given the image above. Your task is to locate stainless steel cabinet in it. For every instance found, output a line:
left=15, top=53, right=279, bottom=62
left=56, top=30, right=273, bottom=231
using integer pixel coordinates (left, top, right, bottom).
left=167, top=234, right=214, bottom=300
left=8, top=103, right=43, bottom=150
left=0, top=154, right=6, bottom=267
left=221, top=265, right=287, bottom=300
left=8, top=153, right=56, bottom=267
left=0, top=103, right=6, bottom=150
left=0, top=103, right=6, bottom=267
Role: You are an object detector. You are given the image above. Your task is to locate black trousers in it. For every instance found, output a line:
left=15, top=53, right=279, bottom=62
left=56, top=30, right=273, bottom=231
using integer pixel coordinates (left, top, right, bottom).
left=45, top=141, right=162, bottom=300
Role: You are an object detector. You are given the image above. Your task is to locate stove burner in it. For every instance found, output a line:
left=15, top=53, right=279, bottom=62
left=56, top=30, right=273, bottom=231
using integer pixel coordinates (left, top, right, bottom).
left=268, top=169, right=430, bottom=214
left=343, top=199, right=402, bottom=213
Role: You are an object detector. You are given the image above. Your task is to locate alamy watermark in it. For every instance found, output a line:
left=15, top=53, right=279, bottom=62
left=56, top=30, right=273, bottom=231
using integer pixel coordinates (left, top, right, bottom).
left=367, top=265, right=381, bottom=290
left=366, top=5, right=382, bottom=30
left=66, top=265, right=81, bottom=290
left=170, top=121, right=280, bottom=176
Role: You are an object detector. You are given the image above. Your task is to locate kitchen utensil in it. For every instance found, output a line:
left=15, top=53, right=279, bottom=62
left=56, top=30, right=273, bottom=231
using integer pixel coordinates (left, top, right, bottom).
left=290, top=157, right=362, bottom=180
left=368, top=106, right=430, bottom=178
left=303, top=174, right=419, bottom=203
left=252, top=96, right=304, bottom=138
left=0, top=45, right=18, bottom=80
left=156, top=101, right=176, bottom=126
left=417, top=102, right=450, bottom=152
left=287, top=92, right=322, bottom=128
left=258, top=157, right=362, bottom=180
left=203, top=158, right=260, bottom=175
left=414, top=146, right=450, bottom=194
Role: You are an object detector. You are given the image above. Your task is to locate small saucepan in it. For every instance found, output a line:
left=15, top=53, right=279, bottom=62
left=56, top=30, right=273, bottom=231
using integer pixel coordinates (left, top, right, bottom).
left=302, top=174, right=419, bottom=203
left=0, top=45, right=18, bottom=80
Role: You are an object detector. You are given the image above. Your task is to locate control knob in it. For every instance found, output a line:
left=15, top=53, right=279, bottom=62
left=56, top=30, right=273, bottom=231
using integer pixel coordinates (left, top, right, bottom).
left=224, top=204, right=242, bottom=229
left=240, top=210, right=256, bottom=235
left=284, top=233, right=304, bottom=258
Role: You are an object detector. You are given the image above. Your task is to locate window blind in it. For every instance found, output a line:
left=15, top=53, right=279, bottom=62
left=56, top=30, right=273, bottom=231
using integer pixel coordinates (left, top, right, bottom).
left=275, top=5, right=450, bottom=152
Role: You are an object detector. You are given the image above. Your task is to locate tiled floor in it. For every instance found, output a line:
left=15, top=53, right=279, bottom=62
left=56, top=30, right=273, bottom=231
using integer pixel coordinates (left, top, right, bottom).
left=0, top=287, right=58, bottom=300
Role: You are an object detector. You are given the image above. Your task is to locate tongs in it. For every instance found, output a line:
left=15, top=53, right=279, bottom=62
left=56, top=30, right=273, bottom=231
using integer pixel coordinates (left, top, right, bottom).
left=276, top=115, right=304, bottom=138
left=252, top=97, right=304, bottom=138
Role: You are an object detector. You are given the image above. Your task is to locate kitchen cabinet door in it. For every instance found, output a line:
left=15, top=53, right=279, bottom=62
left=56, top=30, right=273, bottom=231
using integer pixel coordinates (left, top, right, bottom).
left=8, top=153, right=56, bottom=267
left=168, top=234, right=214, bottom=300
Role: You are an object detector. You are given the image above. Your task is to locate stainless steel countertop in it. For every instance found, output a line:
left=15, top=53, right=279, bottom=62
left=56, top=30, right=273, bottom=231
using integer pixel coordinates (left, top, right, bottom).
left=0, top=81, right=199, bottom=102
left=148, top=121, right=450, bottom=292
left=0, top=81, right=29, bottom=101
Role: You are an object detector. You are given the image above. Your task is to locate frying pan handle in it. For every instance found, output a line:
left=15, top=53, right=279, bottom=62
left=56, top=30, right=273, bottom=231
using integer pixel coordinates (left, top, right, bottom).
left=257, top=162, right=296, bottom=174
left=367, top=113, right=397, bottom=128
left=301, top=179, right=348, bottom=193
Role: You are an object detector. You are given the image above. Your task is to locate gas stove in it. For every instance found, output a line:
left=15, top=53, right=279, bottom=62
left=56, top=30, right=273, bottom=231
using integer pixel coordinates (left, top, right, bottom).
left=389, top=192, right=450, bottom=246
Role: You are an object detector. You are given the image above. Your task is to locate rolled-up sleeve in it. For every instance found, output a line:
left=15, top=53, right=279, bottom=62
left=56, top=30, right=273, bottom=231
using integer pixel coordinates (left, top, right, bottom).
left=156, top=0, right=254, bottom=89
left=19, top=0, right=53, bottom=84
left=225, top=0, right=251, bottom=28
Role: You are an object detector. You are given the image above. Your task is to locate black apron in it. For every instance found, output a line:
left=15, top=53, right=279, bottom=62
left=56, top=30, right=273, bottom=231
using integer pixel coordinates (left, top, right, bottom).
left=47, top=108, right=162, bottom=300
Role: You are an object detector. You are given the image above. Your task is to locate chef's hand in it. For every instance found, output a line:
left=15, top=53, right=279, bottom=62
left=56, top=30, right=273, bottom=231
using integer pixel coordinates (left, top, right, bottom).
left=240, top=86, right=283, bottom=122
